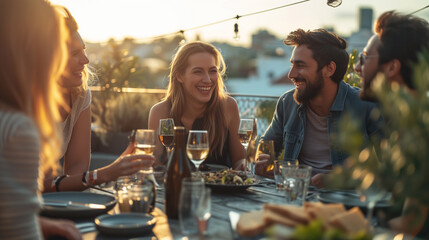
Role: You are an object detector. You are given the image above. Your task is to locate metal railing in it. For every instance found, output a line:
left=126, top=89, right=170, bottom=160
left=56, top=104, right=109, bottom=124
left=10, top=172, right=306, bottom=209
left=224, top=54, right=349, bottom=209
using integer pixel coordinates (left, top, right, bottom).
left=90, top=87, right=279, bottom=138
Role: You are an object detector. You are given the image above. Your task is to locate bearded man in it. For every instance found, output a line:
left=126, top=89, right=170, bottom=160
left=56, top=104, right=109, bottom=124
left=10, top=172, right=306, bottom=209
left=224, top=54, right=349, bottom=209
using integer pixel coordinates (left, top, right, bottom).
left=258, top=29, right=382, bottom=187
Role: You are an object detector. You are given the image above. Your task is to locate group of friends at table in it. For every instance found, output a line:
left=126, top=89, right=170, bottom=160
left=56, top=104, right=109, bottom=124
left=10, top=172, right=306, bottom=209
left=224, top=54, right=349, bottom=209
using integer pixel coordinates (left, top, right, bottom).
left=0, top=0, right=428, bottom=239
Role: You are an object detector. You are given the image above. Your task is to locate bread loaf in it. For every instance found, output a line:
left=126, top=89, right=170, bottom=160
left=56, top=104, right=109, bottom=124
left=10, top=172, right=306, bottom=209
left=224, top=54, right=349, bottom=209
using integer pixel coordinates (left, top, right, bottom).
left=264, top=203, right=309, bottom=224
left=236, top=210, right=267, bottom=237
left=329, top=206, right=369, bottom=234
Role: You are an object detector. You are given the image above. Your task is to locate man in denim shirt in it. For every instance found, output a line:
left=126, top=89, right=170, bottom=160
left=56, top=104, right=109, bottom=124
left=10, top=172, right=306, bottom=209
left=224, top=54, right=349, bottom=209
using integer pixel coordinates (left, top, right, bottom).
left=258, top=29, right=382, bottom=187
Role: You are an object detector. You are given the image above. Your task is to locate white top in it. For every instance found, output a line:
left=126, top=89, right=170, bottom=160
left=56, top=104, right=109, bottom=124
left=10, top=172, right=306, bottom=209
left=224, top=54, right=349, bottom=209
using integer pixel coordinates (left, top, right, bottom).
left=60, top=88, right=91, bottom=157
left=0, top=110, right=42, bottom=239
left=299, top=107, right=332, bottom=175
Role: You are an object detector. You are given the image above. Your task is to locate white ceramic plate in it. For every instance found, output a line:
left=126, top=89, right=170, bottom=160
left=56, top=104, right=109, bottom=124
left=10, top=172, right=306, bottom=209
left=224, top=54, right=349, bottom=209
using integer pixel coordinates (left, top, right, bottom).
left=41, top=192, right=116, bottom=219
left=95, top=213, right=156, bottom=237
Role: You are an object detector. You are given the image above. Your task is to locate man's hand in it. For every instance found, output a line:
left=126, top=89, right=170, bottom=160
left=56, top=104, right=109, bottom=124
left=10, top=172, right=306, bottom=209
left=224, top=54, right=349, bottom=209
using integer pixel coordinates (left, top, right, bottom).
left=310, top=173, right=326, bottom=188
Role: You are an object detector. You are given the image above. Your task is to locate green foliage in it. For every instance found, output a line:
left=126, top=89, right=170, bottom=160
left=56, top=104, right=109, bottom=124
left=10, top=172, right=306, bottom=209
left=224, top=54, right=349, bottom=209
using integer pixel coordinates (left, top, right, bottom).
left=330, top=50, right=429, bottom=205
left=292, top=220, right=371, bottom=240
left=91, top=39, right=166, bottom=135
left=343, top=50, right=361, bottom=88
left=255, top=99, right=276, bottom=124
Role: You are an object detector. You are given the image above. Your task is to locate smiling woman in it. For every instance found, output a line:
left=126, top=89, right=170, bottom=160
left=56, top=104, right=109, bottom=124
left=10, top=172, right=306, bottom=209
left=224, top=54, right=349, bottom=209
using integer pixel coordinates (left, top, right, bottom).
left=148, top=41, right=246, bottom=170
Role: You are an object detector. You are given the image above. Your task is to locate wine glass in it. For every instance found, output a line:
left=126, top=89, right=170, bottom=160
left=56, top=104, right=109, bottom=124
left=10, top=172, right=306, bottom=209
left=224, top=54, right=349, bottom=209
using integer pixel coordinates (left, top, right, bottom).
left=134, top=129, right=156, bottom=155
left=358, top=173, right=390, bottom=228
left=158, top=118, right=175, bottom=160
left=238, top=119, right=253, bottom=149
left=196, top=187, right=211, bottom=235
left=186, top=130, right=209, bottom=173
left=246, top=139, right=257, bottom=175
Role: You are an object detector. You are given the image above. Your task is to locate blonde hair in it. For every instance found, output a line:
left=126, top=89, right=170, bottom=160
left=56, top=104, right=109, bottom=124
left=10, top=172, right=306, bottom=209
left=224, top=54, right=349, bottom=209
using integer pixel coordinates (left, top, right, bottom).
left=0, top=0, right=68, bottom=188
left=55, top=6, right=91, bottom=98
left=165, top=41, right=228, bottom=155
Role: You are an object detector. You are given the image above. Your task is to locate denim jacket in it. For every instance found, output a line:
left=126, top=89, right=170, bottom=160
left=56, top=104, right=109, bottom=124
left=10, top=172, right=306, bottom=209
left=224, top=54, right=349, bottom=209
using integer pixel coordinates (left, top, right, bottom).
left=262, top=81, right=382, bottom=166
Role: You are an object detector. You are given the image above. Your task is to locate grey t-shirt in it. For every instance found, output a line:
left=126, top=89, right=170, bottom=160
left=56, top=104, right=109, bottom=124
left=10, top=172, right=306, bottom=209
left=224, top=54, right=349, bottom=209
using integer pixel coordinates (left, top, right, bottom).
left=299, top=107, right=332, bottom=175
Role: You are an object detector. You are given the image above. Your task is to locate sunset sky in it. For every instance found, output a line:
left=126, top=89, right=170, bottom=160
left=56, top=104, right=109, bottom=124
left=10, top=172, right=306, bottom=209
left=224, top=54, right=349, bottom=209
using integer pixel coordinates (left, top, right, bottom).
left=50, top=0, right=429, bottom=46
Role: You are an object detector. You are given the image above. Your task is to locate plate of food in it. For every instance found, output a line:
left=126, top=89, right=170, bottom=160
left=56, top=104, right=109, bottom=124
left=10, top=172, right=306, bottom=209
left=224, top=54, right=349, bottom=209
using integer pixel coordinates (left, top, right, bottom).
left=202, top=169, right=260, bottom=191
left=95, top=213, right=156, bottom=237
left=41, top=192, right=117, bottom=219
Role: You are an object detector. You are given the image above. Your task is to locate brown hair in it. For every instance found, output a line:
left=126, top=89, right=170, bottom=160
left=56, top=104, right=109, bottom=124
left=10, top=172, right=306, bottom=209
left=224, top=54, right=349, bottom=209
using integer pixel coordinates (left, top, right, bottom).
left=165, top=41, right=228, bottom=155
left=375, top=11, right=429, bottom=89
left=284, top=28, right=349, bottom=83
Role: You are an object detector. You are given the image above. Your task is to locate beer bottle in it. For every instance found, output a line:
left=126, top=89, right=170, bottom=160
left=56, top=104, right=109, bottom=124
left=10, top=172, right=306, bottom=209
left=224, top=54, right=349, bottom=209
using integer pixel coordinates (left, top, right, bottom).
left=165, top=126, right=191, bottom=219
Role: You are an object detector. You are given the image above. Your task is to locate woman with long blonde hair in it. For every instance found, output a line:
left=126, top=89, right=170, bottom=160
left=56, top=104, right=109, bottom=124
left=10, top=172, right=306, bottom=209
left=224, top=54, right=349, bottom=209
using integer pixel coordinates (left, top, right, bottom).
left=42, top=6, right=154, bottom=193
left=149, top=41, right=245, bottom=169
left=0, top=0, right=80, bottom=239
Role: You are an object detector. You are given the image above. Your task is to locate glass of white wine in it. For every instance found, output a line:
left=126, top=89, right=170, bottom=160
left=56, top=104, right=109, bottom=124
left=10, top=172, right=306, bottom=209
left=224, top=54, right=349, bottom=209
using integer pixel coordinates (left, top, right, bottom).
left=238, top=119, right=253, bottom=149
left=158, top=118, right=175, bottom=160
left=134, top=129, right=156, bottom=155
left=186, top=130, right=209, bottom=173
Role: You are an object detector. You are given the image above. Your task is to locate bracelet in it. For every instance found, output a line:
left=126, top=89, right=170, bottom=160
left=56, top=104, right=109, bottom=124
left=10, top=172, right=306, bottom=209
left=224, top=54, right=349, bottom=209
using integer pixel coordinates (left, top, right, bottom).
left=89, top=170, right=98, bottom=186
left=54, top=175, right=68, bottom=192
left=51, top=177, right=58, bottom=192
left=82, top=171, right=89, bottom=187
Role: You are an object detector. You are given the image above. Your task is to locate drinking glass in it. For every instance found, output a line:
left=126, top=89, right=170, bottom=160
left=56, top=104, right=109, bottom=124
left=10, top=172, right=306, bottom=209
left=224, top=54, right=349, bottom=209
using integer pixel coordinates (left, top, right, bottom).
left=256, top=139, right=275, bottom=175
left=281, top=165, right=312, bottom=206
left=238, top=119, right=253, bottom=149
left=179, top=177, right=211, bottom=236
left=158, top=118, right=175, bottom=160
left=274, top=159, right=298, bottom=190
left=186, top=130, right=209, bottom=173
left=134, top=129, right=156, bottom=155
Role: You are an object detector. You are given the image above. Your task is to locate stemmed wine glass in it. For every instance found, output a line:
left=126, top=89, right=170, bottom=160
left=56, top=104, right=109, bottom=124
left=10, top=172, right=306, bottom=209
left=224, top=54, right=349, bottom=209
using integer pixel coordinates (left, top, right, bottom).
left=134, top=129, right=156, bottom=155
left=186, top=130, right=209, bottom=174
left=358, top=173, right=390, bottom=229
left=238, top=119, right=254, bottom=149
left=158, top=118, right=175, bottom=160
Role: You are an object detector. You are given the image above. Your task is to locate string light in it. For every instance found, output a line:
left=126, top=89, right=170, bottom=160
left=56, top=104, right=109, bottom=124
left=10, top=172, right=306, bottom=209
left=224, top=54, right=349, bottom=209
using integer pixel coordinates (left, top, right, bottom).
left=233, top=15, right=241, bottom=41
left=90, top=1, right=427, bottom=44
left=327, top=0, right=342, bottom=8
left=179, top=30, right=186, bottom=45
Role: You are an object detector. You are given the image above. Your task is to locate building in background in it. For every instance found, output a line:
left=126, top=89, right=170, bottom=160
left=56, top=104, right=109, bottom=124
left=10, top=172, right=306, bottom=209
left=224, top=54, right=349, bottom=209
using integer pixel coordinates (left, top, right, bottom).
left=347, top=7, right=373, bottom=53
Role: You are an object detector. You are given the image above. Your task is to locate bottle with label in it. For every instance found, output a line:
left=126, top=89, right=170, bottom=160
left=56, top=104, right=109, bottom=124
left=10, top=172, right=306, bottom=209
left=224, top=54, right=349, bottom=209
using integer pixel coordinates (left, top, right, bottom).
left=165, top=126, right=192, bottom=219
left=135, top=167, right=156, bottom=213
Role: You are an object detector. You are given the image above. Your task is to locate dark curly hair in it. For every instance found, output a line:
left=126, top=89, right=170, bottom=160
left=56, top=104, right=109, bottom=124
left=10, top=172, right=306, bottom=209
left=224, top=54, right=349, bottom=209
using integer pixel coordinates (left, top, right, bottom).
left=375, top=11, right=429, bottom=89
left=284, top=28, right=349, bottom=83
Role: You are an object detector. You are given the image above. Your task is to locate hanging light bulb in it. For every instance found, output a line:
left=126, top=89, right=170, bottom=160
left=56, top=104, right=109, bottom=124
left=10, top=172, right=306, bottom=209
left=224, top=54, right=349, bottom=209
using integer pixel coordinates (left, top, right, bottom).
left=179, top=30, right=186, bottom=45
left=327, top=0, right=342, bottom=8
left=233, top=15, right=240, bottom=41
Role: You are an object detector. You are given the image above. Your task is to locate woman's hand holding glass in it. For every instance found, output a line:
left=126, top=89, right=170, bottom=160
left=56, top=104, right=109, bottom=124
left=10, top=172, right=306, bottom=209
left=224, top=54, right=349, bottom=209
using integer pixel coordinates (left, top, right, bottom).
left=134, top=129, right=156, bottom=155
left=186, top=130, right=209, bottom=173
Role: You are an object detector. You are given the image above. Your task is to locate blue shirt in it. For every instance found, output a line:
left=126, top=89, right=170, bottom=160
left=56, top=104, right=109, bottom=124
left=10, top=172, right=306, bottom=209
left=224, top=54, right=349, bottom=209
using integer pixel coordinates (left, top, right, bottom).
left=262, top=81, right=382, bottom=166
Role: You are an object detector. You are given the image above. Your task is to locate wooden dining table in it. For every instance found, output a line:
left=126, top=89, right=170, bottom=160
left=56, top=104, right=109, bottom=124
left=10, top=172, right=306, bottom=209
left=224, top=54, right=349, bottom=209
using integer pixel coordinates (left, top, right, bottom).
left=76, top=177, right=301, bottom=239
left=76, top=177, right=397, bottom=240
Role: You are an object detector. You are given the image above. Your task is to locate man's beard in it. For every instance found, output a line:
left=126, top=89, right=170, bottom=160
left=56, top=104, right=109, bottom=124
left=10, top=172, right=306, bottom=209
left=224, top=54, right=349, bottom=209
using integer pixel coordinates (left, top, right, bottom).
left=293, top=72, right=324, bottom=105
left=359, top=76, right=378, bottom=102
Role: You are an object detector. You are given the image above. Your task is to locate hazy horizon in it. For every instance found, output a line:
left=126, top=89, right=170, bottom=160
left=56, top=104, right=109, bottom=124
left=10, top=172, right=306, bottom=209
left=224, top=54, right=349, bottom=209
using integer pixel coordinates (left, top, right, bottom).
left=50, top=0, right=429, bottom=47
